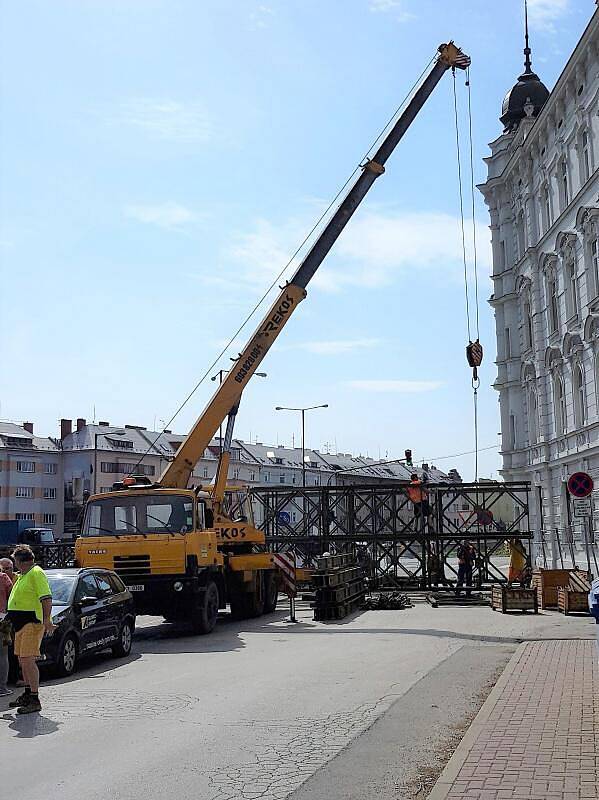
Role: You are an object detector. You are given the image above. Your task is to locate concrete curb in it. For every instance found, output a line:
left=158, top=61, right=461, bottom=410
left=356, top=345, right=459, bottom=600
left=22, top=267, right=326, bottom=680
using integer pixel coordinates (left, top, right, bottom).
left=426, top=642, right=527, bottom=800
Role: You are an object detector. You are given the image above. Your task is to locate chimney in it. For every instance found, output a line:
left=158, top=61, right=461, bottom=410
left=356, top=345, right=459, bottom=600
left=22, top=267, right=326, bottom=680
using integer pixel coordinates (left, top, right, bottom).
left=76, top=418, right=86, bottom=432
left=60, top=419, right=72, bottom=439
left=22, top=422, right=33, bottom=434
left=98, top=421, right=110, bottom=427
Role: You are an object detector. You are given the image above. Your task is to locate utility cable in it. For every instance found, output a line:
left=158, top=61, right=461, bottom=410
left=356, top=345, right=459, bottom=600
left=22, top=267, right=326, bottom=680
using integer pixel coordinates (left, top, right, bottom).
left=127, top=51, right=440, bottom=475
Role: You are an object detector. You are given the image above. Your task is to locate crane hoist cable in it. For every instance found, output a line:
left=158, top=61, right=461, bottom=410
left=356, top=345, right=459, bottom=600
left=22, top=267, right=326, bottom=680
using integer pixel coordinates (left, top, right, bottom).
left=129, top=52, right=437, bottom=473
left=452, top=66, right=482, bottom=481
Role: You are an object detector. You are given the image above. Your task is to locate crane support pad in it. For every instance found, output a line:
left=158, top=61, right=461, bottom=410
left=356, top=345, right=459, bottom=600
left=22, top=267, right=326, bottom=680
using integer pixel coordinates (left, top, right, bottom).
left=228, top=553, right=275, bottom=572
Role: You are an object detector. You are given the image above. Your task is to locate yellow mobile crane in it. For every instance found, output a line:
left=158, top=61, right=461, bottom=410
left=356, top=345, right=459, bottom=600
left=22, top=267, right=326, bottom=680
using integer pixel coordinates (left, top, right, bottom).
left=75, top=42, right=470, bottom=633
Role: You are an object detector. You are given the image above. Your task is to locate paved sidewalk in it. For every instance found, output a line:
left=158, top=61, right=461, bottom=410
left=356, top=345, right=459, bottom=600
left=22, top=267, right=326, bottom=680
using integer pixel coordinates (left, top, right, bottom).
left=428, top=639, right=599, bottom=800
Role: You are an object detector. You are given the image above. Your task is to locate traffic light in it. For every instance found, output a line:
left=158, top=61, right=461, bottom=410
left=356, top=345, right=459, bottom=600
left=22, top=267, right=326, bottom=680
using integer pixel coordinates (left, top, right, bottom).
left=404, top=449, right=413, bottom=467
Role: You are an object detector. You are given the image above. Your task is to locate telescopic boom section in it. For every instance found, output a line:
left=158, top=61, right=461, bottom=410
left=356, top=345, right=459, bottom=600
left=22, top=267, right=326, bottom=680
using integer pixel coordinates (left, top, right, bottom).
left=160, top=42, right=470, bottom=489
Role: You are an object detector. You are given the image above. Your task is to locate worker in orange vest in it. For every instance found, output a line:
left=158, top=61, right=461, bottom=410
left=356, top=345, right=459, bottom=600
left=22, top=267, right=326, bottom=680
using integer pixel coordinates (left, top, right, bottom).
left=407, top=473, right=432, bottom=532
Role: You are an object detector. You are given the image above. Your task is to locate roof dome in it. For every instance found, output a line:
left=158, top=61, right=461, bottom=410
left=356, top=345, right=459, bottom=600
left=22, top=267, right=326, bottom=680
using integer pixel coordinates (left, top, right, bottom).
left=500, top=68, right=549, bottom=132
left=499, top=7, right=549, bottom=133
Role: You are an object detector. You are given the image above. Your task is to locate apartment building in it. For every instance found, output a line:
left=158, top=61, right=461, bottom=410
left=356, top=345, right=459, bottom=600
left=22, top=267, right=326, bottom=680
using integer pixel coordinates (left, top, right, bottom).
left=0, top=421, right=63, bottom=532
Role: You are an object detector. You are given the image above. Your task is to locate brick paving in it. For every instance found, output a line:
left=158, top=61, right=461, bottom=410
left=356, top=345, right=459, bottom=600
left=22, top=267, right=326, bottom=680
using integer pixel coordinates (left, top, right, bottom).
left=428, top=640, right=599, bottom=800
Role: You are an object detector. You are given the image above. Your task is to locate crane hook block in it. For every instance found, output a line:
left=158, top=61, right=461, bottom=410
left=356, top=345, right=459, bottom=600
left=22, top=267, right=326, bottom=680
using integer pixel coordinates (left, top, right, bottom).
left=466, top=340, right=483, bottom=368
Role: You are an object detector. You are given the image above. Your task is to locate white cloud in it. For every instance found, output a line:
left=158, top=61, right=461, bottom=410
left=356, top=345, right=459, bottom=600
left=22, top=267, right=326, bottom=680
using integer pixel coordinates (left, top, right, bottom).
left=368, top=0, right=414, bottom=22
left=114, top=98, right=213, bottom=143
left=345, top=379, right=443, bottom=393
left=290, top=338, right=382, bottom=355
left=222, top=209, right=490, bottom=294
left=124, top=202, right=198, bottom=229
left=527, top=0, right=568, bottom=32
left=250, top=4, right=274, bottom=29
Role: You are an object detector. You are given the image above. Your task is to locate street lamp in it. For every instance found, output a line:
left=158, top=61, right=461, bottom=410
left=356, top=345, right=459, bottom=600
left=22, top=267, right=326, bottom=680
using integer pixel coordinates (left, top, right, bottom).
left=93, top=429, right=126, bottom=494
left=275, top=405, right=328, bottom=487
left=211, top=370, right=267, bottom=455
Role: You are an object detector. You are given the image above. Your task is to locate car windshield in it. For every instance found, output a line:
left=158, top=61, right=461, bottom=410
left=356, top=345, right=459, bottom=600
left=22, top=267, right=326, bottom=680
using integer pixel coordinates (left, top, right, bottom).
left=48, top=575, right=77, bottom=605
left=82, top=494, right=194, bottom=536
left=38, top=529, right=55, bottom=543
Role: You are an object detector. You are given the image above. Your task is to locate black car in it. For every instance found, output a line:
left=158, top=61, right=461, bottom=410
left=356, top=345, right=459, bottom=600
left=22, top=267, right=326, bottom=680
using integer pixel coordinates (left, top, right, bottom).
left=40, top=568, right=136, bottom=676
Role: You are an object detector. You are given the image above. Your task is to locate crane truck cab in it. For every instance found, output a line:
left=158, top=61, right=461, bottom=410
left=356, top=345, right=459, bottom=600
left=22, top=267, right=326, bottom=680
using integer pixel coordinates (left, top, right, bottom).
left=75, top=476, right=279, bottom=634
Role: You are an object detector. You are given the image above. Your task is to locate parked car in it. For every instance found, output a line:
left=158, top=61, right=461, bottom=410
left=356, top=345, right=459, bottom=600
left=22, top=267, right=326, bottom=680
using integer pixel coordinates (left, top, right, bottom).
left=40, top=568, right=136, bottom=676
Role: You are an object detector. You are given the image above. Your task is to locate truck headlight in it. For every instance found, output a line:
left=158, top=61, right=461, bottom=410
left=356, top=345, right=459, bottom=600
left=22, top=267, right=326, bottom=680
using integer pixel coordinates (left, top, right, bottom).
left=173, top=581, right=184, bottom=592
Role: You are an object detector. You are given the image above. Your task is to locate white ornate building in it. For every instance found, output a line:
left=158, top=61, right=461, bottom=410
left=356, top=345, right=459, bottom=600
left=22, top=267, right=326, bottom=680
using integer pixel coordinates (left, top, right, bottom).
left=479, top=7, right=599, bottom=567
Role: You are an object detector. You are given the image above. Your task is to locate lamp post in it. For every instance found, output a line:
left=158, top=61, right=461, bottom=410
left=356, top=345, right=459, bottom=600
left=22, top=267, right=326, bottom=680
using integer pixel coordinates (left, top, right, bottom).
left=275, top=405, right=328, bottom=487
left=211, top=370, right=267, bottom=456
left=93, top=429, right=126, bottom=494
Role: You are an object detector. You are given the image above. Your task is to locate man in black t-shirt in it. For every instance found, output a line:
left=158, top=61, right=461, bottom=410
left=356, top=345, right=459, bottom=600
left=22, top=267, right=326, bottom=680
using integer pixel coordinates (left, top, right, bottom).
left=455, top=540, right=476, bottom=597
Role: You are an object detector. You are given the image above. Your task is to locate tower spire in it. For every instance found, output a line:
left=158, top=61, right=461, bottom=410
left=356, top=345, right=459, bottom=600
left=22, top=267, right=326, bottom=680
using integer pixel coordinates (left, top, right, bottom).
left=523, top=0, right=532, bottom=74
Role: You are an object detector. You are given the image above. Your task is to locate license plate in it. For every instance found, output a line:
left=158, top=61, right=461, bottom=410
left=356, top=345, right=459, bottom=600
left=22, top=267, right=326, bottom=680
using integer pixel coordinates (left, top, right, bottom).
left=128, top=584, right=145, bottom=592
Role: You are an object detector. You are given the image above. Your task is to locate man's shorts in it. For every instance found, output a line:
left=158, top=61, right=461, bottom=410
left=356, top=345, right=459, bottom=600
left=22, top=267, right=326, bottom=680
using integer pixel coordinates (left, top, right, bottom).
left=14, top=622, right=44, bottom=658
left=413, top=500, right=432, bottom=517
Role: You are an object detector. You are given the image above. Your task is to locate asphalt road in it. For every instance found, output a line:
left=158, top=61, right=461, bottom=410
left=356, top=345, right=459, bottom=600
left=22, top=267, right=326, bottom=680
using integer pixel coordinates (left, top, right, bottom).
left=1, top=600, right=594, bottom=800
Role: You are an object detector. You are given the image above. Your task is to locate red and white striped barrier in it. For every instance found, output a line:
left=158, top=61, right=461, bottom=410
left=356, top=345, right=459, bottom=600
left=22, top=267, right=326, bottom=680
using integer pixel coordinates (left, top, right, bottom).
left=273, top=551, right=297, bottom=598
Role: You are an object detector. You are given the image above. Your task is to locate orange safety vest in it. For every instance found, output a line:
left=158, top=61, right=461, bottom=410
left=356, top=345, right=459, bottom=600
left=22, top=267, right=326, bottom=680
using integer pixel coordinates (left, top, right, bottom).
left=407, top=480, right=427, bottom=504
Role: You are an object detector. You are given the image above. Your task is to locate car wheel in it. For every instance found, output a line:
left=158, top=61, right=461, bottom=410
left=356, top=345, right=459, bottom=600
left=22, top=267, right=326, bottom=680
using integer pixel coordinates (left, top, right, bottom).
left=191, top=581, right=219, bottom=634
left=112, top=620, right=133, bottom=657
left=263, top=570, right=279, bottom=613
left=56, top=634, right=78, bottom=677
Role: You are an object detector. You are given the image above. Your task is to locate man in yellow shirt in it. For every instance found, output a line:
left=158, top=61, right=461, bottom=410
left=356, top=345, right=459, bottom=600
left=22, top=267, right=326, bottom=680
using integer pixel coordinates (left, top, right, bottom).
left=6, top=545, right=55, bottom=714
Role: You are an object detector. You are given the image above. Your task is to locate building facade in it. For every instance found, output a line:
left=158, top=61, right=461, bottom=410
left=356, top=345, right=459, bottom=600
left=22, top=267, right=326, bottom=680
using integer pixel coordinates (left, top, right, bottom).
left=479, top=8, right=599, bottom=565
left=0, top=422, right=63, bottom=532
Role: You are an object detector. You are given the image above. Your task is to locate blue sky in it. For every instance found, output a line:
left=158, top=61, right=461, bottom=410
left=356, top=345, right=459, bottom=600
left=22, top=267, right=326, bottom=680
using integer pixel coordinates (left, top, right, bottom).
left=0, top=0, right=593, bottom=479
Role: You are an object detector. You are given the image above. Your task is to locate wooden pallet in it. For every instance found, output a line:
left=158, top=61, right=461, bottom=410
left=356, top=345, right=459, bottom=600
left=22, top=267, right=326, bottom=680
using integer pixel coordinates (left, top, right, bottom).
left=491, top=585, right=538, bottom=614
left=532, top=568, right=591, bottom=610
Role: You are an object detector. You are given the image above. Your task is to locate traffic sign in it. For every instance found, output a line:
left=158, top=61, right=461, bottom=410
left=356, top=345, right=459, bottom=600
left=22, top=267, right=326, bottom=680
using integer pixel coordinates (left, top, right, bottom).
left=278, top=511, right=291, bottom=525
left=567, top=472, right=594, bottom=498
left=573, top=497, right=593, bottom=517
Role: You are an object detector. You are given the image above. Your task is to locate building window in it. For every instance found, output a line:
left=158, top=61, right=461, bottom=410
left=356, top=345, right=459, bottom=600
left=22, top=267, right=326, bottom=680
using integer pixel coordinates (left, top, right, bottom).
left=509, top=415, right=517, bottom=449
left=16, top=487, right=34, bottom=498
left=15, top=513, right=35, bottom=521
left=203, top=468, right=208, bottom=478
left=109, top=439, right=134, bottom=449
left=590, top=238, right=599, bottom=298
left=44, top=463, right=57, bottom=475
left=553, top=374, right=566, bottom=435
left=561, top=159, right=569, bottom=209
left=523, top=300, right=533, bottom=349
left=43, top=487, right=57, bottom=500
left=505, top=327, right=511, bottom=359
left=100, top=462, right=155, bottom=476
left=263, top=473, right=269, bottom=482
left=43, top=513, right=56, bottom=525
left=16, top=461, right=35, bottom=473
left=573, top=363, right=586, bottom=427
left=565, top=257, right=579, bottom=318
left=249, top=471, right=256, bottom=481
left=517, top=211, right=526, bottom=259
left=542, top=186, right=551, bottom=232
left=279, top=475, right=285, bottom=484
left=233, top=469, right=240, bottom=479
left=582, top=130, right=591, bottom=182
left=528, top=390, right=538, bottom=445
left=547, top=276, right=559, bottom=332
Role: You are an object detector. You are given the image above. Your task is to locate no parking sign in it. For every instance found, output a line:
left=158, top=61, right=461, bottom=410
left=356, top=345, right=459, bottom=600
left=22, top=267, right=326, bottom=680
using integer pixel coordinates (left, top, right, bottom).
left=567, top=472, right=594, bottom=498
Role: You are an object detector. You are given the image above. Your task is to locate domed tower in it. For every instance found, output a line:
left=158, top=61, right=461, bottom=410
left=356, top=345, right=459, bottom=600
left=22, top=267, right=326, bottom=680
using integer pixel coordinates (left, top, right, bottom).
left=500, top=2, right=550, bottom=132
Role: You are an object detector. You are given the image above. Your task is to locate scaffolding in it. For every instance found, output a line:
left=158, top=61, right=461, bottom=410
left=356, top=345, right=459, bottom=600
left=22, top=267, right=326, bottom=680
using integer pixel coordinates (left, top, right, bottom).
left=249, top=481, right=532, bottom=590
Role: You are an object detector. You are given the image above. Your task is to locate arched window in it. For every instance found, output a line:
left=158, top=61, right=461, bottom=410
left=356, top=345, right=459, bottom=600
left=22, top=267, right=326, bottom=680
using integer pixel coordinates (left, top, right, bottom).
left=528, top=388, right=538, bottom=445
left=553, top=373, right=566, bottom=435
left=542, top=185, right=552, bottom=232
left=547, top=274, right=559, bottom=333
left=517, top=210, right=526, bottom=259
left=565, top=255, right=579, bottom=318
left=560, top=159, right=569, bottom=210
left=582, top=130, right=591, bottom=182
left=523, top=299, right=533, bottom=349
left=573, top=362, right=586, bottom=427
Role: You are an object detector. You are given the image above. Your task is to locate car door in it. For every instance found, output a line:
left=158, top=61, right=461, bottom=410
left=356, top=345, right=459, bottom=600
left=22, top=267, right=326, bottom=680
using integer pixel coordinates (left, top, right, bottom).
left=74, top=574, right=106, bottom=654
left=94, top=572, right=121, bottom=644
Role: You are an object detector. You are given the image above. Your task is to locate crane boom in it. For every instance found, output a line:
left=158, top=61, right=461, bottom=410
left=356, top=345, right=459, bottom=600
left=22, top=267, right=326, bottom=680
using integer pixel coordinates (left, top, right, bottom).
left=160, top=41, right=470, bottom=489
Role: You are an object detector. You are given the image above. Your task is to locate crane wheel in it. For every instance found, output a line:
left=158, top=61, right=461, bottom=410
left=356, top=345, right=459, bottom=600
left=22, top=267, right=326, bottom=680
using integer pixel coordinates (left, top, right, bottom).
left=230, top=573, right=266, bottom=619
left=191, top=580, right=219, bottom=634
left=263, top=570, right=279, bottom=614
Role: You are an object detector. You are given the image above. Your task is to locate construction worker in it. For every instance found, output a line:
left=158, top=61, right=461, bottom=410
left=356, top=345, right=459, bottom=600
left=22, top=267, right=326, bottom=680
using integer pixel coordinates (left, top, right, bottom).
left=455, top=539, right=477, bottom=597
left=407, top=473, right=432, bottom=532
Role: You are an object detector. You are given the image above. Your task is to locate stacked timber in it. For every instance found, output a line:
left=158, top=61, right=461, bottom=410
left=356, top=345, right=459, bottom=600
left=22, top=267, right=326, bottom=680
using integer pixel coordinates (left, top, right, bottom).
left=557, top=570, right=592, bottom=615
left=312, top=553, right=365, bottom=621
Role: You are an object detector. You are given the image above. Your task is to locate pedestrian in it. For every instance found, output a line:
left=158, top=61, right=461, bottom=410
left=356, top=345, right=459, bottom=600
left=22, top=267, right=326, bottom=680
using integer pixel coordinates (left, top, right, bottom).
left=406, top=473, right=433, bottom=532
left=0, top=557, right=17, bottom=585
left=0, top=562, right=13, bottom=697
left=5, top=545, right=55, bottom=714
left=455, top=539, right=477, bottom=597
